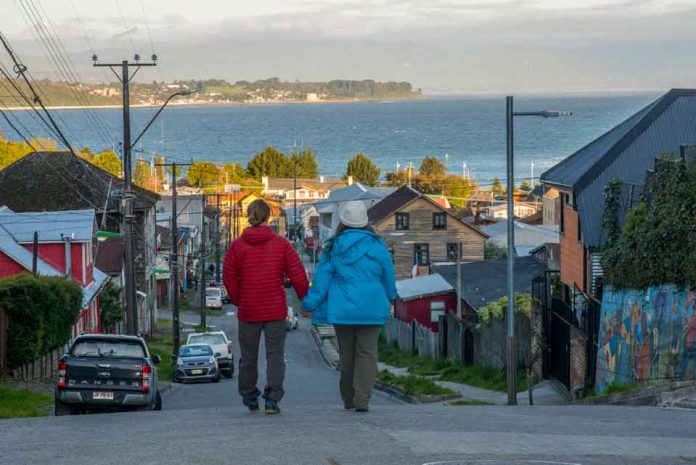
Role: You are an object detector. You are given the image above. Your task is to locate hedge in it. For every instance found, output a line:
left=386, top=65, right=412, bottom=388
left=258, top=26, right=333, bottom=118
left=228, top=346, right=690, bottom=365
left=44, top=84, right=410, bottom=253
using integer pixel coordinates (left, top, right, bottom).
left=0, top=274, right=82, bottom=366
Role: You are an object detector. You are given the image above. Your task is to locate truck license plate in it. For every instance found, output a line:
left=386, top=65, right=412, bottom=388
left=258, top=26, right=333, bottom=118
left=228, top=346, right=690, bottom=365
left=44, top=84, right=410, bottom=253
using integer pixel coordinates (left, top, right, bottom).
left=191, top=369, right=203, bottom=375
left=93, top=391, right=114, bottom=400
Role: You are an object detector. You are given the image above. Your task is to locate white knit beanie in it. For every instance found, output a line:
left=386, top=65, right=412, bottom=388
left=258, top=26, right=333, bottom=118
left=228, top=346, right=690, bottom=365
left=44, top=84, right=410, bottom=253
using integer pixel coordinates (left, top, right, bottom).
left=338, top=201, right=369, bottom=228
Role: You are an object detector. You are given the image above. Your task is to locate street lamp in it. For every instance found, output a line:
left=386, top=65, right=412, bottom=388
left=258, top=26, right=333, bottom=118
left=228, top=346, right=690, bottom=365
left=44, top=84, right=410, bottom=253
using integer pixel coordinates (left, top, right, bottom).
left=131, top=89, right=197, bottom=149
left=505, top=96, right=571, bottom=405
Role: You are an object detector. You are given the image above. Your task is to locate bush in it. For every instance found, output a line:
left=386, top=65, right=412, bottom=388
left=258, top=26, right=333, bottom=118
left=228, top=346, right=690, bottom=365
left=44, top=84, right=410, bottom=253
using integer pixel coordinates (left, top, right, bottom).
left=99, top=282, right=124, bottom=331
left=477, top=293, right=531, bottom=327
left=0, top=274, right=82, bottom=366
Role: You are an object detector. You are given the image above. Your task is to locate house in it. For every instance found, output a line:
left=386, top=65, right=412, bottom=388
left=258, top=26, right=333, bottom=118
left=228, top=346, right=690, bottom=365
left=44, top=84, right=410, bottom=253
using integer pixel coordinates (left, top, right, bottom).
left=0, top=208, right=108, bottom=336
left=314, top=183, right=396, bottom=242
left=541, top=188, right=561, bottom=230
left=480, top=219, right=559, bottom=257
left=394, top=274, right=456, bottom=331
left=368, top=186, right=487, bottom=279
left=480, top=202, right=539, bottom=220
left=234, top=192, right=286, bottom=235
left=0, top=151, right=160, bottom=335
left=540, top=88, right=696, bottom=305
left=261, top=176, right=348, bottom=207
left=433, top=256, right=545, bottom=313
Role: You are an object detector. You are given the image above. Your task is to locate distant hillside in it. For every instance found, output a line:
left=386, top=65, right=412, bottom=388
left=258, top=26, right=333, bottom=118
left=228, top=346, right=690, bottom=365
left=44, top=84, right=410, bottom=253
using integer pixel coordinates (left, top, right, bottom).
left=0, top=78, right=423, bottom=108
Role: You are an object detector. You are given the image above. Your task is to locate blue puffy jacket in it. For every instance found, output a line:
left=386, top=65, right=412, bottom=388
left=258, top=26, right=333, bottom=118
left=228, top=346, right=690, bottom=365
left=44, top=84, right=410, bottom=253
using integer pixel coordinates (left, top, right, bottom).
left=302, top=228, right=397, bottom=325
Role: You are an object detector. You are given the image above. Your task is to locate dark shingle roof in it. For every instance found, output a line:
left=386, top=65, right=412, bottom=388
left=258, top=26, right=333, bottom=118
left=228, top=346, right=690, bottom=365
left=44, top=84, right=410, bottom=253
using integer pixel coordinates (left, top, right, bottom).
left=0, top=151, right=159, bottom=213
left=95, top=237, right=124, bottom=275
left=540, top=89, right=696, bottom=247
left=433, top=257, right=544, bottom=310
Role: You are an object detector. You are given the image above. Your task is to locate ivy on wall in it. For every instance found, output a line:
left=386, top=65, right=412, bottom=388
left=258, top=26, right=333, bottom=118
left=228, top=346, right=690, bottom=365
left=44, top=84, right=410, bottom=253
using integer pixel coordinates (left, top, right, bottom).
left=601, top=156, right=696, bottom=289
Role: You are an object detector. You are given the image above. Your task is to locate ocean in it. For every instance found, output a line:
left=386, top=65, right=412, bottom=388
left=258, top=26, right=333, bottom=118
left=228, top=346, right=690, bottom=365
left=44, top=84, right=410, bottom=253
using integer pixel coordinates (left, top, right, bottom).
left=1, top=93, right=660, bottom=184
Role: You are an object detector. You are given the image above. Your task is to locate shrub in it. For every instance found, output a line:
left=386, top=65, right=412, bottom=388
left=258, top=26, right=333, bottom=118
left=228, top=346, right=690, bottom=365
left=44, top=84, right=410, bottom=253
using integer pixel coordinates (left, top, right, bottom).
left=0, top=274, right=82, bottom=366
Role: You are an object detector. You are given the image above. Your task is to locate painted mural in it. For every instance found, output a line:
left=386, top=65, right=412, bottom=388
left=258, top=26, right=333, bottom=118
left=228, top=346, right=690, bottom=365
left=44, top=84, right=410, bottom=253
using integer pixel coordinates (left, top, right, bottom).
left=597, top=285, right=696, bottom=393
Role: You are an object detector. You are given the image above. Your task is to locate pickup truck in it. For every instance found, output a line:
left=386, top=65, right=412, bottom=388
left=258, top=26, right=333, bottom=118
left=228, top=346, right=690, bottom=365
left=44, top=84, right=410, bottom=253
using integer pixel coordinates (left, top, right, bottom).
left=54, top=334, right=162, bottom=415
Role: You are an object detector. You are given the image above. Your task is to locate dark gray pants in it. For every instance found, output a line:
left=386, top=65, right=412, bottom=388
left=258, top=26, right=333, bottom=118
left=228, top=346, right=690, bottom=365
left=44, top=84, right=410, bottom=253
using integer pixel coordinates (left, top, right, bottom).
left=238, top=319, right=287, bottom=402
left=334, top=324, right=381, bottom=410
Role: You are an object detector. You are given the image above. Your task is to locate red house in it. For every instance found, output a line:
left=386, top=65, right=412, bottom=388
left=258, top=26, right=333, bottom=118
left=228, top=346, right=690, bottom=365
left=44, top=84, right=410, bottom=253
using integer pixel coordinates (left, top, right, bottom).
left=394, top=274, right=457, bottom=331
left=0, top=208, right=108, bottom=336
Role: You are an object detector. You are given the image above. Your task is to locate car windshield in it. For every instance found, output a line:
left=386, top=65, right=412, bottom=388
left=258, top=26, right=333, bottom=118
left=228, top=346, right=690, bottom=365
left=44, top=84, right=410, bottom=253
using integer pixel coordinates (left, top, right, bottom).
left=206, top=288, right=221, bottom=297
left=188, top=334, right=226, bottom=345
left=72, top=340, right=145, bottom=358
left=179, top=345, right=213, bottom=357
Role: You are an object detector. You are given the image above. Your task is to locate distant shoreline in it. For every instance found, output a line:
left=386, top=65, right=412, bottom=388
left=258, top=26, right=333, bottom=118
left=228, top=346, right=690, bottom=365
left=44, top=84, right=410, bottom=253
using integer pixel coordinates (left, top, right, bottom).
left=1, top=95, right=425, bottom=111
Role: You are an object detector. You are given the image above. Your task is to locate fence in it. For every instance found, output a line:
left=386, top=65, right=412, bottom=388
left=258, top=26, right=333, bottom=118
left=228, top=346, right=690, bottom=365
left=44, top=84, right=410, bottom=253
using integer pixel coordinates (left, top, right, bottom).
left=0, top=308, right=7, bottom=375
left=11, top=345, right=68, bottom=382
left=384, top=318, right=439, bottom=359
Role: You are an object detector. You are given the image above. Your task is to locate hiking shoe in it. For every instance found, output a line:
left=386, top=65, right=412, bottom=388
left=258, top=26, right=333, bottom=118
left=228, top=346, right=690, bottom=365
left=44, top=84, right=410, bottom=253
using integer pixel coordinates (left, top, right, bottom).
left=244, top=398, right=260, bottom=412
left=265, top=400, right=281, bottom=415
left=344, top=404, right=355, bottom=410
left=355, top=407, right=369, bottom=413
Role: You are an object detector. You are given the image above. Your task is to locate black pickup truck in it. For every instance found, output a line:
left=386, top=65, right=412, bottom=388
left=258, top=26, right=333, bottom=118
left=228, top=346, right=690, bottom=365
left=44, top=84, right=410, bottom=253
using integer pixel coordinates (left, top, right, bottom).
left=54, top=334, right=162, bottom=415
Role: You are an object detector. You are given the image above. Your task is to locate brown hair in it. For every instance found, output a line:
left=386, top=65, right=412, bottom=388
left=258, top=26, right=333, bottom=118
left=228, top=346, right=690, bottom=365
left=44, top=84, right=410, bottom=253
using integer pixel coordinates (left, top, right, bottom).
left=247, top=199, right=271, bottom=227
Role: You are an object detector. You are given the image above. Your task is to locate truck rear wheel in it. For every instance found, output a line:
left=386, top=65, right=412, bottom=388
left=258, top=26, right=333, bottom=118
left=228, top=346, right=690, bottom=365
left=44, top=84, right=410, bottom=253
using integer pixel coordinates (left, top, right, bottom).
left=54, top=399, right=74, bottom=416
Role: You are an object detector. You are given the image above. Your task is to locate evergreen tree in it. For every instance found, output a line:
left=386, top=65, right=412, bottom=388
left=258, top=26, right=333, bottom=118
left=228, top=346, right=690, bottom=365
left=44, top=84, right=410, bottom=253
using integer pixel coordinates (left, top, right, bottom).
left=155, top=155, right=166, bottom=183
left=344, top=152, right=381, bottom=186
left=133, top=158, right=152, bottom=189
left=492, top=177, right=504, bottom=196
left=519, top=179, right=532, bottom=192
left=291, top=147, right=319, bottom=178
left=419, top=155, right=445, bottom=177
left=246, top=146, right=291, bottom=179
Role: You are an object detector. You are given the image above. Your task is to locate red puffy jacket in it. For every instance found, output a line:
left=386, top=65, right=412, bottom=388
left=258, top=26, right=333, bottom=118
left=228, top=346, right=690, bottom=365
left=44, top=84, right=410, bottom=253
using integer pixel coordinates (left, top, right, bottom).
left=223, top=226, right=309, bottom=322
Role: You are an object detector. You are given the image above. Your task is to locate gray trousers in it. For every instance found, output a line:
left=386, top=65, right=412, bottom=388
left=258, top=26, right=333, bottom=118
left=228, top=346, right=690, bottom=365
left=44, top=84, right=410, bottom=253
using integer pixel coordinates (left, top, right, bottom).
left=238, top=319, right=286, bottom=402
left=334, top=324, right=381, bottom=409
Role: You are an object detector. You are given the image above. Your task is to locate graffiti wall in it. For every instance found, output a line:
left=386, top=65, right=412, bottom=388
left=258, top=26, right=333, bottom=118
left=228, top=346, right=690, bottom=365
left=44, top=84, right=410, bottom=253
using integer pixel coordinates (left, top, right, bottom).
left=597, top=286, right=696, bottom=393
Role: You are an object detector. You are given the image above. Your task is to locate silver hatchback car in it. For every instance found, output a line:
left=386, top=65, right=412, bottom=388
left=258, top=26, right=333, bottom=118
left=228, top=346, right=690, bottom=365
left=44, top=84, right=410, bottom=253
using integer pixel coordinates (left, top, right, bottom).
left=172, top=344, right=220, bottom=383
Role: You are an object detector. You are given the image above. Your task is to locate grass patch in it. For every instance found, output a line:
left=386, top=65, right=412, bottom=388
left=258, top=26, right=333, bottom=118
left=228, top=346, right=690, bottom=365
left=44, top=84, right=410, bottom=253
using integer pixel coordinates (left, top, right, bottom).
left=378, top=337, right=528, bottom=393
left=449, top=399, right=493, bottom=406
left=0, top=384, right=52, bottom=419
left=147, top=331, right=175, bottom=381
left=377, top=370, right=456, bottom=397
left=603, top=382, right=635, bottom=395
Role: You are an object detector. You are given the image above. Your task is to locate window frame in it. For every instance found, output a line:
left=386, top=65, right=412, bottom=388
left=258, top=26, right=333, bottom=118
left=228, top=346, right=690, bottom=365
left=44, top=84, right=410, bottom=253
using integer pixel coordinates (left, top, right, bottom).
left=446, top=243, right=461, bottom=262
left=395, top=212, right=410, bottom=230
left=414, top=243, right=430, bottom=266
left=432, top=212, right=447, bottom=230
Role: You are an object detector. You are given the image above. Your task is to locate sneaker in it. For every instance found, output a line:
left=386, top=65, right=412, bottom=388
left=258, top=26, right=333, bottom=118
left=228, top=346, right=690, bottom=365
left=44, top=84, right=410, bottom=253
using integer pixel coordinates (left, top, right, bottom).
left=355, top=407, right=369, bottom=413
left=344, top=404, right=355, bottom=410
left=265, top=399, right=281, bottom=415
left=244, top=398, right=260, bottom=412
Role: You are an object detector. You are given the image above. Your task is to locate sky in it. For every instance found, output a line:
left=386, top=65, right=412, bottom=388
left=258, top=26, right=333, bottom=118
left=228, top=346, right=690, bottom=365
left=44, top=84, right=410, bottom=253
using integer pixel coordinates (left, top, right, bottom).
left=2, top=0, right=696, bottom=94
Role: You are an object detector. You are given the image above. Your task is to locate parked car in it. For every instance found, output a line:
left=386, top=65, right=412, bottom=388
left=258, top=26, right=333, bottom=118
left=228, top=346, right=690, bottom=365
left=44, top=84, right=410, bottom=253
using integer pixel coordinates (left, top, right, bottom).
left=286, top=306, right=299, bottom=331
left=172, top=344, right=220, bottom=384
left=54, top=334, right=162, bottom=416
left=186, top=331, right=234, bottom=378
left=205, top=287, right=223, bottom=309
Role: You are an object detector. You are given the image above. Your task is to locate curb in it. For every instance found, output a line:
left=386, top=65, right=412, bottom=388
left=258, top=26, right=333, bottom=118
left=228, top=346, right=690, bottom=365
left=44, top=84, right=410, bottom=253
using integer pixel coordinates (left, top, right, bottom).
left=310, top=326, right=340, bottom=370
left=373, top=381, right=462, bottom=404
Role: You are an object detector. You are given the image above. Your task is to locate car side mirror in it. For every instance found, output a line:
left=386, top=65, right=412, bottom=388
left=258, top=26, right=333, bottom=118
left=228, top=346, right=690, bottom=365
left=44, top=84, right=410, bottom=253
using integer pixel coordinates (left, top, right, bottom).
left=152, top=355, right=161, bottom=364
left=215, top=352, right=222, bottom=357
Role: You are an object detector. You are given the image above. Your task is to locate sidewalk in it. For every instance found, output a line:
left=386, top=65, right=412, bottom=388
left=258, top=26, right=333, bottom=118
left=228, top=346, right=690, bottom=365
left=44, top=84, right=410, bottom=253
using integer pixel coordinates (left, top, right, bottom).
left=378, top=362, right=568, bottom=406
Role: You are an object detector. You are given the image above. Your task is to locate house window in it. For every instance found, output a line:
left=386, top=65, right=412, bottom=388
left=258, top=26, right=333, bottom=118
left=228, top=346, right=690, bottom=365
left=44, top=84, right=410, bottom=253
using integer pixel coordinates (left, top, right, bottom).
left=447, top=243, right=461, bottom=262
left=433, top=212, right=447, bottom=230
left=414, top=243, right=430, bottom=265
left=430, top=301, right=445, bottom=323
left=395, top=212, right=410, bottom=230
left=560, top=193, right=565, bottom=234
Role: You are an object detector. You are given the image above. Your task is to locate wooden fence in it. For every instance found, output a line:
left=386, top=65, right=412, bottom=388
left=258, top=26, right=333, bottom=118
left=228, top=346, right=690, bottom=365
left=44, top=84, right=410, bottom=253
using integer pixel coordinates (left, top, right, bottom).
left=0, top=308, right=7, bottom=376
left=11, top=345, right=68, bottom=382
left=384, top=318, right=439, bottom=359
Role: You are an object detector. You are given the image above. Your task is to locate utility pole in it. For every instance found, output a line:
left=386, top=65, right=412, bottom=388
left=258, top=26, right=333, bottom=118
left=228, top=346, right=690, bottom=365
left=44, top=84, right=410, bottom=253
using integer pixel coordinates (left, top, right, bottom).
left=155, top=161, right=191, bottom=355
left=94, top=54, right=157, bottom=335
left=200, top=194, right=207, bottom=328
left=214, top=193, right=221, bottom=283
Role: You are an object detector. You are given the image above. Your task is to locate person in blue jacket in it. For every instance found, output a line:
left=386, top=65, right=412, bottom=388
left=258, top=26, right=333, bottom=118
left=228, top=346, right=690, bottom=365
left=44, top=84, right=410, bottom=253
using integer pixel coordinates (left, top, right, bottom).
left=302, top=200, right=397, bottom=412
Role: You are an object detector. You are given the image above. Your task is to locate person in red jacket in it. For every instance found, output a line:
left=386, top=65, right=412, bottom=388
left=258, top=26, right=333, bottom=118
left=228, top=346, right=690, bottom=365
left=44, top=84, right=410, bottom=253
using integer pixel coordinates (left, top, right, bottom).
left=223, top=199, right=308, bottom=414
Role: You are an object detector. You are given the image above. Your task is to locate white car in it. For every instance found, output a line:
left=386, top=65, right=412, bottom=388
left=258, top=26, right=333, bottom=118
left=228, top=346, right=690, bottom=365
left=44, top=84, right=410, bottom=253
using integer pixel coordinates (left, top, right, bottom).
left=286, top=307, right=299, bottom=331
left=205, top=287, right=223, bottom=309
left=186, top=331, right=234, bottom=378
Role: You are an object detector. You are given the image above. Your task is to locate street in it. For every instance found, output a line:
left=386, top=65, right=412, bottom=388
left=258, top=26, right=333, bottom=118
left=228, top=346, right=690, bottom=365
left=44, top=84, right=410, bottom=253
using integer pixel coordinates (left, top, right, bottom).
left=159, top=303, right=397, bottom=411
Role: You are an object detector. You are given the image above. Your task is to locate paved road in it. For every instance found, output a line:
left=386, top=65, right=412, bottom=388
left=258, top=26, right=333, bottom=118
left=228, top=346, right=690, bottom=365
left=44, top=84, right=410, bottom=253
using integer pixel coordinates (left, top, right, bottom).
left=159, top=300, right=396, bottom=412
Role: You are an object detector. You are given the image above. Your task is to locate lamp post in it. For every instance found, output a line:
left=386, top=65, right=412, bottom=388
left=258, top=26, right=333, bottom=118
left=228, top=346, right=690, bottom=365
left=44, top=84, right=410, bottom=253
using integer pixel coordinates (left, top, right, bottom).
left=505, top=96, right=571, bottom=405
left=131, top=90, right=197, bottom=149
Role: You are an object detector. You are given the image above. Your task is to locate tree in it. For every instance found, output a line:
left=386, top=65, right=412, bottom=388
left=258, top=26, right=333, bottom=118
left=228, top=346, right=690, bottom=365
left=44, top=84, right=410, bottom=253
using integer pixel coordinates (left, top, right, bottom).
left=91, top=150, right=122, bottom=177
left=155, top=155, right=166, bottom=184
left=291, top=147, right=319, bottom=178
left=187, top=161, right=221, bottom=187
left=419, top=156, right=445, bottom=177
left=246, top=146, right=291, bottom=179
left=344, top=152, right=380, bottom=186
left=440, top=176, right=476, bottom=209
left=133, top=158, right=152, bottom=189
left=520, top=179, right=532, bottom=192
left=99, top=282, right=124, bottom=331
left=492, top=177, right=504, bottom=197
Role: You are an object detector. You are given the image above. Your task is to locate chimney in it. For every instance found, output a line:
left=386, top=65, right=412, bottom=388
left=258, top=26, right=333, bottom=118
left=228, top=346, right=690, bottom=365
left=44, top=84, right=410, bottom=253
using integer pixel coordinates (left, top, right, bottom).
left=63, top=235, right=72, bottom=279
left=347, top=176, right=353, bottom=185
left=319, top=175, right=325, bottom=183
left=261, top=176, right=269, bottom=193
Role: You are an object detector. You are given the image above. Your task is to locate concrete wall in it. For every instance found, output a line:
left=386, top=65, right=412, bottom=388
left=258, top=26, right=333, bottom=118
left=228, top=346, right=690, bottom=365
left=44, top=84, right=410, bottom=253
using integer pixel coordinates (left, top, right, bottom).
left=597, top=285, right=696, bottom=393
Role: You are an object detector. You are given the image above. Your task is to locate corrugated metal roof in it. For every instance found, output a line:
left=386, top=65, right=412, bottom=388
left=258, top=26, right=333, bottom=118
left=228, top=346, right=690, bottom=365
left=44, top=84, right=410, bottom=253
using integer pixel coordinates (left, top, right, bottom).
left=83, top=267, right=108, bottom=307
left=396, top=273, right=454, bottom=301
left=0, top=209, right=95, bottom=242
left=541, top=89, right=696, bottom=247
left=313, top=184, right=396, bottom=205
